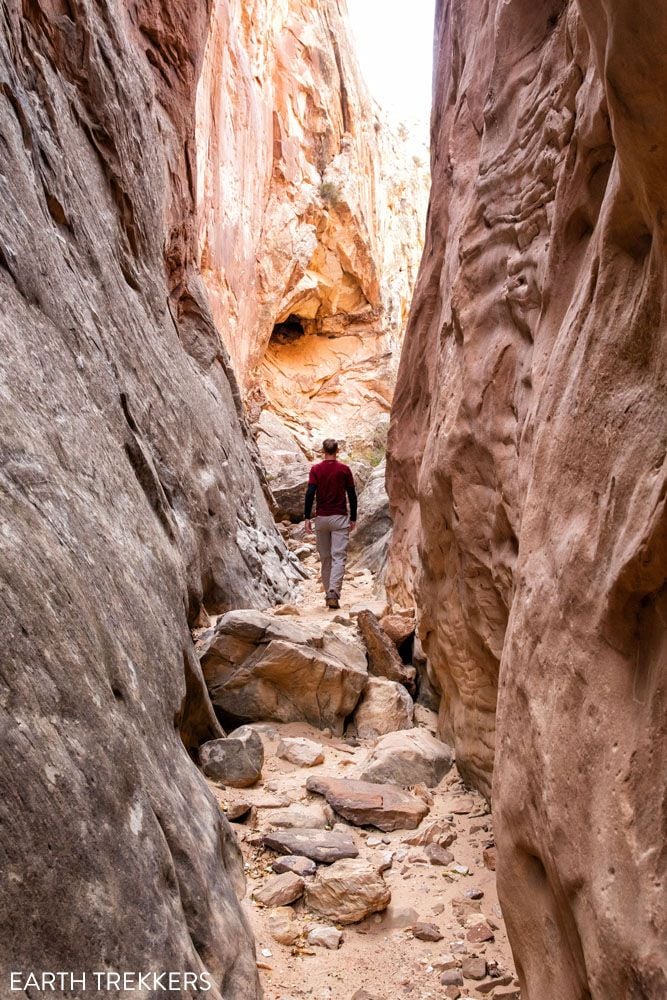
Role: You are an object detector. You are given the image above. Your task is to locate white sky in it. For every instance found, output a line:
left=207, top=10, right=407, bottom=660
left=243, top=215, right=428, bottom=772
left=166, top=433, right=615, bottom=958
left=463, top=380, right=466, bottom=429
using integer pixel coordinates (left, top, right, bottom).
left=346, top=0, right=436, bottom=139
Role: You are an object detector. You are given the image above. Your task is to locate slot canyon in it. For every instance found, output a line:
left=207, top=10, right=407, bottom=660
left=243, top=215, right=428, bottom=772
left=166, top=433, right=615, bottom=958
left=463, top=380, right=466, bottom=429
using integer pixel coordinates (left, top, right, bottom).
left=0, top=4, right=664, bottom=1000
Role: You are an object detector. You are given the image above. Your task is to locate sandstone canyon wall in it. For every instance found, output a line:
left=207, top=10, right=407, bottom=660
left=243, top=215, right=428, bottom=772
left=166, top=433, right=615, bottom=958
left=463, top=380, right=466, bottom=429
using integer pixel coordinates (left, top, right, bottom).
left=196, top=0, right=428, bottom=461
left=387, top=0, right=666, bottom=996
left=0, top=1, right=299, bottom=994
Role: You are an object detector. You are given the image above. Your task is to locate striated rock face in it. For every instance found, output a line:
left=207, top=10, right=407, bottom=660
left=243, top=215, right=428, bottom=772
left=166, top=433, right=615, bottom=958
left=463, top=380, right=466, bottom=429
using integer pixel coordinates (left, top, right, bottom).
left=196, top=0, right=428, bottom=458
left=387, top=1, right=666, bottom=997
left=0, top=1, right=299, bottom=993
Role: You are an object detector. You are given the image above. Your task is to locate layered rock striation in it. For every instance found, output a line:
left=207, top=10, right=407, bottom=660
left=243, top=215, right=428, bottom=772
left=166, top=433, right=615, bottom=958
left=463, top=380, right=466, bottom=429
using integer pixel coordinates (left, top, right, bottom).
left=196, top=0, right=428, bottom=460
left=0, top=1, right=299, bottom=994
left=387, top=1, right=666, bottom=997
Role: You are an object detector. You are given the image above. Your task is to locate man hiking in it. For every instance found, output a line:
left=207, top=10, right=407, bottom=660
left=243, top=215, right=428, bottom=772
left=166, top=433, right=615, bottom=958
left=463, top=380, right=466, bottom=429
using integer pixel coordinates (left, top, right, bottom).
left=304, top=439, right=357, bottom=609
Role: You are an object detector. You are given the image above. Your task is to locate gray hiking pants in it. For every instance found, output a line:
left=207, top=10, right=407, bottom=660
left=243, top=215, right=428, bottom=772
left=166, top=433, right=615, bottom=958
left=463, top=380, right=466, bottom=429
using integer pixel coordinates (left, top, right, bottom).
left=314, top=514, right=350, bottom=598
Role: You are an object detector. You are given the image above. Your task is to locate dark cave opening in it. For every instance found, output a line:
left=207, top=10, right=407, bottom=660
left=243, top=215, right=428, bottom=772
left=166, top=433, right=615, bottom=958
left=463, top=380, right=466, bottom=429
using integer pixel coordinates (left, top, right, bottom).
left=270, top=314, right=306, bottom=345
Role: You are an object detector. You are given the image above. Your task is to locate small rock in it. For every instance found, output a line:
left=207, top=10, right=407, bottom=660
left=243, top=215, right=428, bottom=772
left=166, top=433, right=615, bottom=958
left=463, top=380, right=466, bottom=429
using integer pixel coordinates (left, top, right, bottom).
left=424, top=843, right=455, bottom=866
left=440, top=970, right=464, bottom=987
left=225, top=800, right=252, bottom=821
left=260, top=949, right=273, bottom=958
left=433, top=954, right=458, bottom=971
left=273, top=604, right=301, bottom=616
left=267, top=907, right=300, bottom=945
left=492, top=991, right=521, bottom=1000
left=367, top=836, right=383, bottom=847
left=461, top=957, right=487, bottom=981
left=199, top=727, right=264, bottom=787
left=411, top=922, right=443, bottom=942
left=465, top=888, right=484, bottom=900
left=483, top=845, right=497, bottom=871
left=307, top=925, right=343, bottom=950
left=253, top=872, right=305, bottom=908
left=466, top=922, right=494, bottom=943
left=443, top=989, right=461, bottom=1000
left=277, top=737, right=325, bottom=768
left=377, top=850, right=394, bottom=873
left=272, top=855, right=317, bottom=877
left=403, top=820, right=456, bottom=848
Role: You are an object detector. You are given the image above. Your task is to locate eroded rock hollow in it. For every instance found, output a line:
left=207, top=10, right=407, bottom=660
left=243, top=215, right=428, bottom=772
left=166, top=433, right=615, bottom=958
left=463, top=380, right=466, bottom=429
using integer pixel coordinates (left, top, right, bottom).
left=196, top=0, right=428, bottom=488
left=387, top=1, right=666, bottom=997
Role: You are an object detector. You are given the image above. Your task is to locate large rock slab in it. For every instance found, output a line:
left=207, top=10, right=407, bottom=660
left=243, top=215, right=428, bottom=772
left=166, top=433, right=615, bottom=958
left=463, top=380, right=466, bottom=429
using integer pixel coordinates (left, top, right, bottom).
left=255, top=411, right=311, bottom=522
left=306, top=776, right=429, bottom=831
left=262, top=828, right=359, bottom=864
left=199, top=611, right=367, bottom=733
left=267, top=803, right=329, bottom=830
left=352, top=677, right=414, bottom=738
left=385, top=0, right=667, bottom=996
left=358, top=729, right=454, bottom=788
left=304, top=858, right=391, bottom=924
left=356, top=609, right=416, bottom=687
left=199, top=727, right=264, bottom=787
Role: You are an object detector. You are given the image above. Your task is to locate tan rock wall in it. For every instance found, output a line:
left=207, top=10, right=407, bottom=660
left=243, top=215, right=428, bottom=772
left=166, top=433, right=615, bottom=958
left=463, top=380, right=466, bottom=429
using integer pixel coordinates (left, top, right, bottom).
left=196, top=0, right=428, bottom=453
left=387, top=1, right=666, bottom=996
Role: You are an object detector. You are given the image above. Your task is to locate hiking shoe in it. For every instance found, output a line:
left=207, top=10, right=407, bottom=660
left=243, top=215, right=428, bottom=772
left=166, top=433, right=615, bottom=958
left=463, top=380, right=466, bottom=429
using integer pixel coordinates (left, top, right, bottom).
left=326, top=595, right=340, bottom=609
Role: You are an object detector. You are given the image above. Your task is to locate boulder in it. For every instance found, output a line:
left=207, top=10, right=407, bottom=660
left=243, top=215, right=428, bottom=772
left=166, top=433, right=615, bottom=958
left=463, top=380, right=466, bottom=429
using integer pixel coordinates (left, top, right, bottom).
left=268, top=802, right=329, bottom=830
left=358, top=728, right=454, bottom=788
left=424, top=843, right=455, bottom=866
left=267, top=907, right=301, bottom=946
left=256, top=410, right=311, bottom=522
left=352, top=677, right=414, bottom=738
left=348, top=461, right=392, bottom=580
left=199, top=610, right=367, bottom=733
left=253, top=872, right=305, bottom=907
left=379, top=609, right=416, bottom=646
left=307, top=925, right=343, bottom=950
left=277, top=737, right=325, bottom=768
left=199, top=727, right=264, bottom=787
left=356, top=609, right=416, bottom=687
left=306, top=776, right=429, bottom=831
left=304, top=858, right=391, bottom=924
left=263, top=828, right=359, bottom=864
left=402, top=820, right=456, bottom=849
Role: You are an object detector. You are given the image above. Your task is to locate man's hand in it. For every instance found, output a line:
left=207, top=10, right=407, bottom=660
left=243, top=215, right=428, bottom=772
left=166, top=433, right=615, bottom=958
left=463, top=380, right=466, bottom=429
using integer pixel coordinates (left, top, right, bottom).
left=349, top=521, right=356, bottom=533
left=305, top=519, right=314, bottom=534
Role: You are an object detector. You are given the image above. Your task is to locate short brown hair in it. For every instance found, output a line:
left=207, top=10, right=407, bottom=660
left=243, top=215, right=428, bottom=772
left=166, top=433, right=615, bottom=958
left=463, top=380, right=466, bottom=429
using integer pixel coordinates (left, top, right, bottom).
left=322, top=438, right=338, bottom=455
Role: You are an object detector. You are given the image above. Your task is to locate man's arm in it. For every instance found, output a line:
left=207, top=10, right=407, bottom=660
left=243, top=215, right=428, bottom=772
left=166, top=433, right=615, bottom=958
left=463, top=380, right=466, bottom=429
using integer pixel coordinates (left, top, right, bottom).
left=304, top=470, right=317, bottom=532
left=345, top=469, right=357, bottom=529
left=304, top=483, right=317, bottom=519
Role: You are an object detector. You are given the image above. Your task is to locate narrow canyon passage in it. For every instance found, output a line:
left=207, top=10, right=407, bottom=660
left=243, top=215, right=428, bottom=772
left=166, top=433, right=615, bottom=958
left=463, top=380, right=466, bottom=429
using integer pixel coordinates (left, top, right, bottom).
left=194, top=557, right=520, bottom=1000
left=1, top=0, right=664, bottom=998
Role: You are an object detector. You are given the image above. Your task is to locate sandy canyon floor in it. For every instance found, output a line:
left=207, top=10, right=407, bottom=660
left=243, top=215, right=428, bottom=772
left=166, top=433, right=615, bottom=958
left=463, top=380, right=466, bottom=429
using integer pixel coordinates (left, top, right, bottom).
left=205, top=553, right=520, bottom=1000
